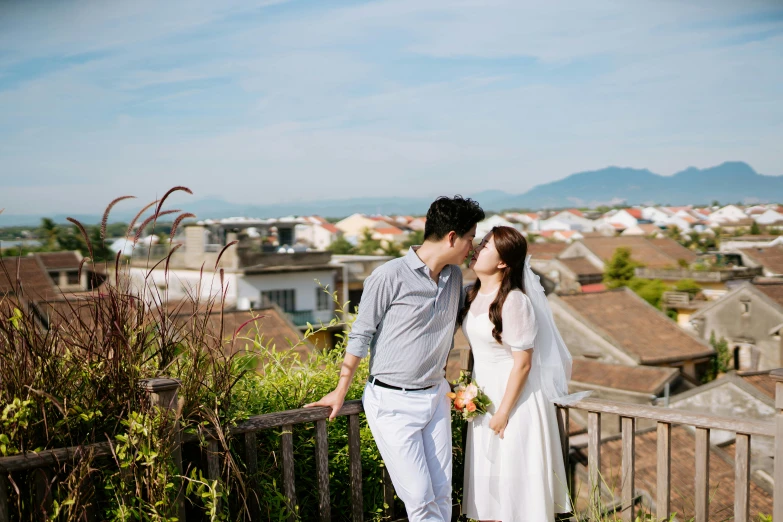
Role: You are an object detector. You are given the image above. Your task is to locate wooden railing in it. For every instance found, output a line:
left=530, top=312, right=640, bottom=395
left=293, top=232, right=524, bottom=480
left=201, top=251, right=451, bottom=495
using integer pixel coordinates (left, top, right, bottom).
left=0, top=378, right=380, bottom=522
left=2, top=370, right=782, bottom=521
left=554, top=368, right=783, bottom=522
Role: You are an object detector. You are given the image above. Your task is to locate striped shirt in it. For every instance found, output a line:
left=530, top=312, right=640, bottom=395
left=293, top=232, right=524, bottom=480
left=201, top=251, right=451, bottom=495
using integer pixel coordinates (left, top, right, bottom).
left=346, top=247, right=463, bottom=388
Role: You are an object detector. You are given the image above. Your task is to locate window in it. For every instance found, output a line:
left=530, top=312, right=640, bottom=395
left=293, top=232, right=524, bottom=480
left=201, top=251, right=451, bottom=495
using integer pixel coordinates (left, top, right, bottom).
left=261, top=289, right=296, bottom=312
left=316, top=288, right=332, bottom=311
left=740, top=299, right=751, bottom=316
left=67, top=271, right=81, bottom=285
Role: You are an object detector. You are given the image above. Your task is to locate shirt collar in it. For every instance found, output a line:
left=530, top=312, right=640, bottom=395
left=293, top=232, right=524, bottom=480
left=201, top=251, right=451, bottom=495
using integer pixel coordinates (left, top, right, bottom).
left=404, top=246, right=426, bottom=271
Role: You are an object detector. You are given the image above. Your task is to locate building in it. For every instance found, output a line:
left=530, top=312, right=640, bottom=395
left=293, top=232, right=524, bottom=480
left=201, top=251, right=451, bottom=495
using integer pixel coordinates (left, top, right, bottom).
left=539, top=209, right=596, bottom=232
left=558, top=236, right=698, bottom=271
left=571, top=425, right=773, bottom=520
left=127, top=221, right=339, bottom=329
left=568, top=359, right=681, bottom=435
left=475, top=214, right=519, bottom=238
left=295, top=217, right=343, bottom=251
left=735, top=245, right=783, bottom=277
left=707, top=204, right=750, bottom=225
left=666, top=370, right=777, bottom=489
left=620, top=223, right=663, bottom=237
left=689, top=280, right=783, bottom=371
left=551, top=288, right=715, bottom=381
left=605, top=208, right=643, bottom=230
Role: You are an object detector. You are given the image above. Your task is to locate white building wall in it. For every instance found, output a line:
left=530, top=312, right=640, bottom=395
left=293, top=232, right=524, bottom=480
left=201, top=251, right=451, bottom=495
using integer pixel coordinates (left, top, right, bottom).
left=238, top=270, right=337, bottom=323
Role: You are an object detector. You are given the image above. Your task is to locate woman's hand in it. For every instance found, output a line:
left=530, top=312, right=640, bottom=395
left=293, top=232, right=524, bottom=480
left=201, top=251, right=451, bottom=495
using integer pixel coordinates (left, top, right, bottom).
left=489, top=410, right=509, bottom=439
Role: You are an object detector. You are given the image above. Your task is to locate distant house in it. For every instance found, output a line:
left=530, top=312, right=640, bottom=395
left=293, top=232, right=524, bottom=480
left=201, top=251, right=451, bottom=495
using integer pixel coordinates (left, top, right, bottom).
left=736, top=245, right=783, bottom=277
left=551, top=288, right=714, bottom=381
left=372, top=225, right=408, bottom=246
left=408, top=217, right=427, bottom=232
left=707, top=204, right=749, bottom=225
left=689, top=280, right=783, bottom=371
left=754, top=207, right=783, bottom=226
left=569, top=359, right=680, bottom=435
left=0, top=256, right=59, bottom=302
left=557, top=236, right=698, bottom=270
left=571, top=424, right=773, bottom=520
left=126, top=221, right=340, bottom=329
left=35, top=251, right=100, bottom=292
left=504, top=212, right=540, bottom=232
left=667, top=370, right=778, bottom=489
left=476, top=214, right=520, bottom=238
left=295, top=217, right=342, bottom=251
left=620, top=223, right=663, bottom=237
left=606, top=208, right=642, bottom=229
left=539, top=209, right=596, bottom=232
left=642, top=206, right=672, bottom=224
left=335, top=213, right=385, bottom=238
left=720, top=235, right=783, bottom=252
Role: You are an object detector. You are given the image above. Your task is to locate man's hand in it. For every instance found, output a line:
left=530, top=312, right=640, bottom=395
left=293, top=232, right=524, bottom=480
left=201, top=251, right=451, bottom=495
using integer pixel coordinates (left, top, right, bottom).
left=304, top=389, right=347, bottom=421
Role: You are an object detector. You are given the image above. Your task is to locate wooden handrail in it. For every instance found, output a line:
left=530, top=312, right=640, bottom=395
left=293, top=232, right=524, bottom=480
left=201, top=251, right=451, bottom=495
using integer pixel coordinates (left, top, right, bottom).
left=555, top=397, right=774, bottom=437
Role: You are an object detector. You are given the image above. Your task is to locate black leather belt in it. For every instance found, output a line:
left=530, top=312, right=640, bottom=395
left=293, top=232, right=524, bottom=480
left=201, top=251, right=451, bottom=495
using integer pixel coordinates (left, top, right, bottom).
left=369, top=375, right=434, bottom=392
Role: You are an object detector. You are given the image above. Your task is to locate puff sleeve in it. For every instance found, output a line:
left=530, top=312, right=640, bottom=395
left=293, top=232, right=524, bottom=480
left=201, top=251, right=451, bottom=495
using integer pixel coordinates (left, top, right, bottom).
left=501, top=290, right=537, bottom=351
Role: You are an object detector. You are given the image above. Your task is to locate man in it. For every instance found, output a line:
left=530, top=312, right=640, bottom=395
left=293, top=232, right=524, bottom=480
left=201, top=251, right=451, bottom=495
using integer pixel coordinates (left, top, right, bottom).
left=306, top=196, right=484, bottom=521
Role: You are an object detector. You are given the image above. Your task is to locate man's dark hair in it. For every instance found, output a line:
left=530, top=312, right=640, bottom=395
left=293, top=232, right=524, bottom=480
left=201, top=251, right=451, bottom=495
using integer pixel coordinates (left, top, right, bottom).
left=424, top=196, right=485, bottom=241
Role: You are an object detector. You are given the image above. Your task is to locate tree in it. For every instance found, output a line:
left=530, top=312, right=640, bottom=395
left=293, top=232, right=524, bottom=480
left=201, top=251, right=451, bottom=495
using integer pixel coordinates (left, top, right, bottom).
left=403, top=230, right=424, bottom=249
left=750, top=221, right=762, bottom=235
left=355, top=229, right=381, bottom=255
left=327, top=236, right=354, bottom=255
left=674, top=278, right=702, bottom=296
left=603, top=247, right=638, bottom=288
left=628, top=278, right=667, bottom=308
left=380, top=241, right=403, bottom=258
left=37, top=218, right=59, bottom=250
left=89, top=226, right=115, bottom=263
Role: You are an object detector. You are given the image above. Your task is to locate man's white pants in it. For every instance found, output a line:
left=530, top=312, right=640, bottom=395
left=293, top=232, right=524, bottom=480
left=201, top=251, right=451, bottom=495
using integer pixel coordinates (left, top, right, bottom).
left=362, top=379, right=452, bottom=522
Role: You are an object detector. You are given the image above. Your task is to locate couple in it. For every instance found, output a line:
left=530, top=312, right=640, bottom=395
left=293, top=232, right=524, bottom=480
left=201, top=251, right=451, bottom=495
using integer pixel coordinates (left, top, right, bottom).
left=306, top=196, right=573, bottom=521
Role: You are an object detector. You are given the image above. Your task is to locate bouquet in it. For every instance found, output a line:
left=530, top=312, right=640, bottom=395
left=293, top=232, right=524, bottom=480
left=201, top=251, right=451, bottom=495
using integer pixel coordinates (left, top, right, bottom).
left=446, top=371, right=492, bottom=422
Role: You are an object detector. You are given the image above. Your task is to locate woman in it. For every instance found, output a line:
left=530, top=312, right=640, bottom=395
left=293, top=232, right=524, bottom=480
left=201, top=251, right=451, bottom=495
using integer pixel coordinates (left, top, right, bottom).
left=461, top=226, right=572, bottom=521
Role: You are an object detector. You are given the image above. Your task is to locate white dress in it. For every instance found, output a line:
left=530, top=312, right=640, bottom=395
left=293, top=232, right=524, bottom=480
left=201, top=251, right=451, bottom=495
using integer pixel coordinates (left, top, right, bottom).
left=462, top=288, right=571, bottom=522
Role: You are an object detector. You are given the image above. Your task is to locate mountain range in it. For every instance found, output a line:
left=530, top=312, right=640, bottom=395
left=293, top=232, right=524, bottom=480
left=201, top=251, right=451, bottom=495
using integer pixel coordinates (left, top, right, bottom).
left=2, top=161, right=780, bottom=226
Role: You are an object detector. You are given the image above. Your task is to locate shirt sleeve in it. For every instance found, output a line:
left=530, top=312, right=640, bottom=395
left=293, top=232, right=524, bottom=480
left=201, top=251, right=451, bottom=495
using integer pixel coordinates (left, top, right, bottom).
left=345, top=269, right=395, bottom=358
left=501, top=290, right=537, bottom=351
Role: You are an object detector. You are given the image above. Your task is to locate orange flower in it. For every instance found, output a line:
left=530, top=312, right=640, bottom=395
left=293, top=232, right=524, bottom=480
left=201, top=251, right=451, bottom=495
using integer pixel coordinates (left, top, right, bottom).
left=446, top=392, right=457, bottom=400
left=466, top=401, right=477, bottom=413
left=454, top=398, right=464, bottom=410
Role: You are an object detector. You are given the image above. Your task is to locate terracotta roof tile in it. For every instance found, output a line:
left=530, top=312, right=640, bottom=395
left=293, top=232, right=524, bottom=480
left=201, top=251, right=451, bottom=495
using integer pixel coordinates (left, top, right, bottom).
left=625, top=208, right=642, bottom=219
left=175, top=307, right=312, bottom=362
left=36, top=251, right=81, bottom=270
left=649, top=238, right=698, bottom=264
left=560, top=257, right=602, bottom=276
left=576, top=426, right=773, bottom=520
left=571, top=359, right=678, bottom=394
left=754, top=280, right=783, bottom=307
left=374, top=226, right=404, bottom=235
left=528, top=242, right=568, bottom=260
left=319, top=223, right=340, bottom=234
left=580, top=237, right=695, bottom=268
left=558, top=288, right=713, bottom=364
left=566, top=209, right=584, bottom=217
left=0, top=257, right=58, bottom=300
left=738, top=371, right=777, bottom=399
left=580, top=283, right=607, bottom=293
left=740, top=245, right=783, bottom=275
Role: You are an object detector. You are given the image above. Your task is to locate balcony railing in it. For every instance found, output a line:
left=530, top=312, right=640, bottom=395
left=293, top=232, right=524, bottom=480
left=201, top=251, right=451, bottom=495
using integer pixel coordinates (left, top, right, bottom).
left=286, top=310, right=314, bottom=326
left=2, top=371, right=781, bottom=521
left=553, top=369, right=783, bottom=522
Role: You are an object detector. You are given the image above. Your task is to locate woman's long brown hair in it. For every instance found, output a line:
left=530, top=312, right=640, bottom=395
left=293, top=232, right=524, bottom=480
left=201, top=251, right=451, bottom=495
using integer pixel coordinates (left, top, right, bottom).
left=458, top=226, right=528, bottom=344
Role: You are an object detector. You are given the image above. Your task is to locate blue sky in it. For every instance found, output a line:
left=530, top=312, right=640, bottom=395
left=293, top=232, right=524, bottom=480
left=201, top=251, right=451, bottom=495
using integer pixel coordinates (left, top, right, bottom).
left=1, top=0, right=782, bottom=215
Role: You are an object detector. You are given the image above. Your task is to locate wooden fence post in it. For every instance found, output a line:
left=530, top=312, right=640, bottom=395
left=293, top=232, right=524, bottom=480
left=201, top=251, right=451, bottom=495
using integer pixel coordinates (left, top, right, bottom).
left=771, top=369, right=783, bottom=522
left=139, top=378, right=185, bottom=522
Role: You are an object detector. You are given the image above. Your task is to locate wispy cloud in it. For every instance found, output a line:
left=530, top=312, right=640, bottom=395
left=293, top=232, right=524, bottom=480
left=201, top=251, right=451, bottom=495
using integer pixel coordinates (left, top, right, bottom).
left=0, top=0, right=781, bottom=214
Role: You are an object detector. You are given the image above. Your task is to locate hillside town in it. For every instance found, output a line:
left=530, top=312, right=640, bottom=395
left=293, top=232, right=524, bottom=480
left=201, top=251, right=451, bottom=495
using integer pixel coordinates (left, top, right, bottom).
left=1, top=200, right=782, bottom=518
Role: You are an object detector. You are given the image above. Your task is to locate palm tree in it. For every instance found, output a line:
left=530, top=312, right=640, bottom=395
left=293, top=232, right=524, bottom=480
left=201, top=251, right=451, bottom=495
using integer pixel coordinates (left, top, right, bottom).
left=38, top=218, right=59, bottom=250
